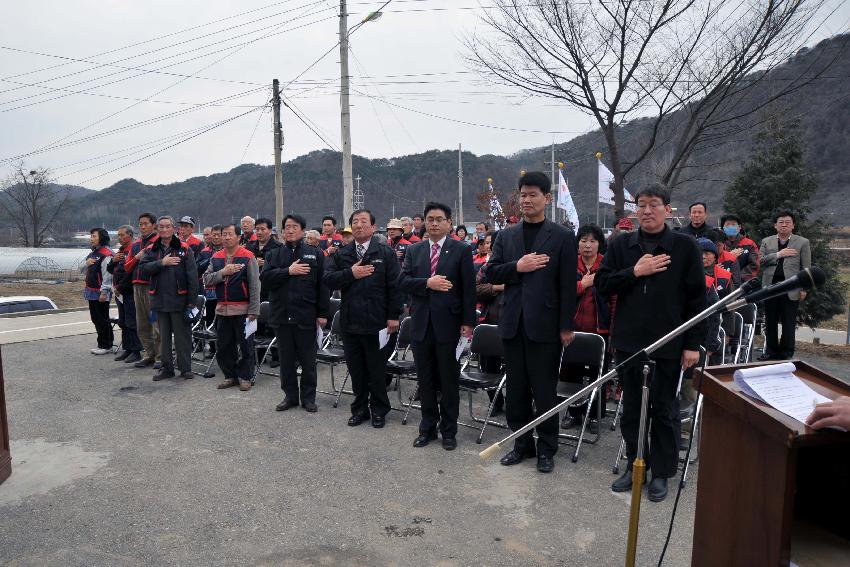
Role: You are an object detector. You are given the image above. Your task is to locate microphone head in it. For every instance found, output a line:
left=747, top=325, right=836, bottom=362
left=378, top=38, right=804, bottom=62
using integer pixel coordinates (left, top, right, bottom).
left=741, top=278, right=761, bottom=294
left=804, top=266, right=826, bottom=289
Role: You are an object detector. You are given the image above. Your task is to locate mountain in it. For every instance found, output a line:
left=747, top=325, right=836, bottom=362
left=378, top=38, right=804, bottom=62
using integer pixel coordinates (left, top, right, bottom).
left=61, top=33, right=850, bottom=230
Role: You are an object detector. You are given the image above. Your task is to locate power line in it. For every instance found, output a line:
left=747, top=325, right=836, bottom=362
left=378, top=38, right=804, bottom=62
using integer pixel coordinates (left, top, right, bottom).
left=240, top=104, right=272, bottom=164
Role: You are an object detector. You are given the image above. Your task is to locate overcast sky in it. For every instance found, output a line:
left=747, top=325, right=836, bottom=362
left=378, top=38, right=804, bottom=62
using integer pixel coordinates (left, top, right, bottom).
left=2, top=0, right=848, bottom=190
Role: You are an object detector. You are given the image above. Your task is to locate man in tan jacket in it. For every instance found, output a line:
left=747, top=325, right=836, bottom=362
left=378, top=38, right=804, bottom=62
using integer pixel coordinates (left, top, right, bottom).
left=758, top=211, right=811, bottom=361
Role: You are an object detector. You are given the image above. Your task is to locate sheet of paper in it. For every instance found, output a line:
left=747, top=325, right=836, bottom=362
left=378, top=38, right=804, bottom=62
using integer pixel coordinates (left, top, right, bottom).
left=734, top=363, right=830, bottom=424
left=456, top=336, right=471, bottom=361
left=316, top=324, right=324, bottom=349
left=115, top=294, right=123, bottom=304
left=244, top=318, right=257, bottom=339
left=378, top=327, right=390, bottom=349
left=188, top=307, right=200, bottom=319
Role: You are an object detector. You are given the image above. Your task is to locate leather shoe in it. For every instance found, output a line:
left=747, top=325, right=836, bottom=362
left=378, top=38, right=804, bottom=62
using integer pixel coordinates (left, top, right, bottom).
left=134, top=357, right=155, bottom=368
left=217, top=379, right=237, bottom=389
left=238, top=380, right=251, bottom=391
left=347, top=412, right=370, bottom=426
left=561, top=415, right=581, bottom=430
left=371, top=414, right=386, bottom=428
left=442, top=437, right=457, bottom=451
left=180, top=371, right=193, bottom=380
left=276, top=398, right=298, bottom=411
left=648, top=477, right=668, bottom=502
left=499, top=446, right=536, bottom=466
left=124, top=352, right=141, bottom=364
left=413, top=432, right=438, bottom=448
left=152, top=370, right=175, bottom=381
left=537, top=455, right=555, bottom=473
left=757, top=352, right=776, bottom=362
left=611, top=469, right=646, bottom=492
left=114, top=350, right=129, bottom=361
left=270, top=359, right=280, bottom=368
left=302, top=401, right=318, bottom=413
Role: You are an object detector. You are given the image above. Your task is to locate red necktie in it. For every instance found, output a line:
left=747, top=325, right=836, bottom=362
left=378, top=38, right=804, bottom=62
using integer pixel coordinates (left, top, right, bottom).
left=430, top=243, right=439, bottom=276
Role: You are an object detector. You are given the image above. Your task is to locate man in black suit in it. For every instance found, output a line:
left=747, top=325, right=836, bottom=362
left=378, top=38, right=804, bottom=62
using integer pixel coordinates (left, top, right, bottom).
left=399, top=202, right=476, bottom=451
left=485, top=171, right=577, bottom=473
left=324, top=209, right=404, bottom=428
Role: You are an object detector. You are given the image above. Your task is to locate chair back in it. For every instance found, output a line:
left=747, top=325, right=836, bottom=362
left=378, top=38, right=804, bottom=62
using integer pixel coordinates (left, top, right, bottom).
left=396, top=316, right=412, bottom=350
left=737, top=303, right=757, bottom=325
left=559, top=332, right=606, bottom=370
left=469, top=324, right=503, bottom=359
left=327, top=297, right=341, bottom=329
left=258, top=301, right=270, bottom=325
left=190, top=295, right=206, bottom=329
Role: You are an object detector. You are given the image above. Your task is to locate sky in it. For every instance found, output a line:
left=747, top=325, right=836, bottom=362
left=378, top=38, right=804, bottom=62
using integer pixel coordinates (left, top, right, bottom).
left=1, top=0, right=849, bottom=190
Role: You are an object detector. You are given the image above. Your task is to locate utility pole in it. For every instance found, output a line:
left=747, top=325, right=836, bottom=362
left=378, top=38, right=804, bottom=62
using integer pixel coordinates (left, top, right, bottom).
left=544, top=142, right=557, bottom=221
left=272, top=79, right=283, bottom=229
left=339, top=0, right=354, bottom=225
left=458, top=143, right=464, bottom=225
left=392, top=203, right=395, bottom=218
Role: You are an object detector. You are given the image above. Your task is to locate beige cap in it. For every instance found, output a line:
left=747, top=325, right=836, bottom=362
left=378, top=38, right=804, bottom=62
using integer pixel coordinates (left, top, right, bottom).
left=386, top=218, right=404, bottom=230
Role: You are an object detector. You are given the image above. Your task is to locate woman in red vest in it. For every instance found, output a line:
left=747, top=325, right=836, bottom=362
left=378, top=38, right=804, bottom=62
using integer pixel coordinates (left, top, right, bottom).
left=84, top=228, right=114, bottom=355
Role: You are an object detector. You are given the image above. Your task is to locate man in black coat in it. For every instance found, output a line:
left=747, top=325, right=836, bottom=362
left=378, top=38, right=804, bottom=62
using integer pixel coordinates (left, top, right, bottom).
left=596, top=183, right=706, bottom=502
left=398, top=202, right=476, bottom=450
left=485, top=171, right=577, bottom=473
left=261, top=214, right=330, bottom=412
left=108, top=224, right=142, bottom=364
left=324, top=209, right=404, bottom=428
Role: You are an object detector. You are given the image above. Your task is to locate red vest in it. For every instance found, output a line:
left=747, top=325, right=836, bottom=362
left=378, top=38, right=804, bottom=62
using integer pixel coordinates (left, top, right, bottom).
left=210, top=247, right=254, bottom=305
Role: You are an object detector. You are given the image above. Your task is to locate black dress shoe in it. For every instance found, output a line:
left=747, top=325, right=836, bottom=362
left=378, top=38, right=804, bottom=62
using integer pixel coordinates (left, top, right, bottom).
left=648, top=477, right=668, bottom=502
left=134, top=357, right=155, bottom=368
left=180, top=371, right=193, bottom=380
left=537, top=455, right=555, bottom=473
left=152, top=370, right=175, bottom=382
left=442, top=437, right=457, bottom=451
left=561, top=415, right=581, bottom=430
left=276, top=398, right=298, bottom=411
left=123, top=352, right=142, bottom=364
left=270, top=359, right=280, bottom=368
left=302, top=401, right=318, bottom=413
left=348, top=413, right=370, bottom=426
left=413, top=432, right=438, bottom=448
left=499, top=446, right=536, bottom=466
left=371, top=414, right=386, bottom=428
left=114, top=350, right=129, bottom=361
left=612, top=469, right=645, bottom=492
left=757, top=352, right=775, bottom=362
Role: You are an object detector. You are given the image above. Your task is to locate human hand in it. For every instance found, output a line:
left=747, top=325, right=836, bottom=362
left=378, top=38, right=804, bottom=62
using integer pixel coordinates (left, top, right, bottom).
left=114, top=252, right=125, bottom=262
left=327, top=246, right=337, bottom=255
left=580, top=273, right=595, bottom=289
left=396, top=249, right=404, bottom=259
left=256, top=257, right=265, bottom=267
left=461, top=325, right=474, bottom=338
left=681, top=349, right=700, bottom=370
left=222, top=263, right=242, bottom=275
left=806, top=396, right=850, bottom=430
left=316, top=318, right=327, bottom=328
left=516, top=252, right=549, bottom=273
left=351, top=259, right=374, bottom=279
left=98, top=293, right=108, bottom=303
left=162, top=255, right=181, bottom=267
left=387, top=319, right=400, bottom=333
left=799, top=290, right=807, bottom=300
left=427, top=275, right=453, bottom=291
left=730, top=248, right=744, bottom=258
left=633, top=254, right=671, bottom=277
left=86, top=258, right=96, bottom=266
left=247, top=314, right=257, bottom=322
left=777, top=247, right=799, bottom=258
left=560, top=330, right=575, bottom=346
left=492, top=284, right=505, bottom=292
left=288, top=259, right=310, bottom=276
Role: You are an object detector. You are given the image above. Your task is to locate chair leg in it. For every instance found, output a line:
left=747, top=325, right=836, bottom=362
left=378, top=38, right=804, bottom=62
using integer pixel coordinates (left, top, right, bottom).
left=572, top=387, right=601, bottom=463
left=610, top=392, right=624, bottom=431
left=612, top=437, right=627, bottom=474
left=333, top=371, right=350, bottom=408
left=402, top=384, right=418, bottom=425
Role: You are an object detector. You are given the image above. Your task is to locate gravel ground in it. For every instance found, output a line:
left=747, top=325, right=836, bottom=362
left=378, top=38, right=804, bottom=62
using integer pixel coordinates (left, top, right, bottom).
left=0, top=333, right=698, bottom=567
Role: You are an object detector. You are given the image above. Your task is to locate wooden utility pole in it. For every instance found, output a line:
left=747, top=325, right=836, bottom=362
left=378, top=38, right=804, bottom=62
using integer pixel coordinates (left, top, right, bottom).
left=340, top=0, right=354, bottom=224
left=272, top=79, right=283, bottom=229
left=458, top=143, right=464, bottom=225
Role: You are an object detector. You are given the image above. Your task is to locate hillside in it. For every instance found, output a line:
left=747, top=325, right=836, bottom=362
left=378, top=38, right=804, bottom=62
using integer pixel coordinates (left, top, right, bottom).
left=59, top=33, right=850, bottom=230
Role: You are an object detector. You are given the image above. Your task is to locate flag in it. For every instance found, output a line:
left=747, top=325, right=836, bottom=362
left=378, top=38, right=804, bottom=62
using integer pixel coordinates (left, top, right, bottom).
left=597, top=159, right=637, bottom=212
left=556, top=169, right=579, bottom=233
left=487, top=180, right=506, bottom=230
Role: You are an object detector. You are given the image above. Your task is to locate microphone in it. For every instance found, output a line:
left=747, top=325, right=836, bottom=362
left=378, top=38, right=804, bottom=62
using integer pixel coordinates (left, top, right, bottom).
left=725, top=267, right=825, bottom=311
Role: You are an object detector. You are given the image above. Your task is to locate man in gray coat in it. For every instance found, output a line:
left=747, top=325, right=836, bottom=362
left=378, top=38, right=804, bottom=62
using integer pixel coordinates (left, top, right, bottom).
left=758, top=211, right=811, bottom=361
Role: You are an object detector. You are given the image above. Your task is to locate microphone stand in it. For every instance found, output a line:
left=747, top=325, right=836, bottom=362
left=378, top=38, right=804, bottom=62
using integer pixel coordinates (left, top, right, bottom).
left=478, top=279, right=761, bottom=567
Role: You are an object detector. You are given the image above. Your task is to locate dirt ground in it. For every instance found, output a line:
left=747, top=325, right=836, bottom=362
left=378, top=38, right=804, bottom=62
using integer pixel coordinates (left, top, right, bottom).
left=0, top=281, right=85, bottom=309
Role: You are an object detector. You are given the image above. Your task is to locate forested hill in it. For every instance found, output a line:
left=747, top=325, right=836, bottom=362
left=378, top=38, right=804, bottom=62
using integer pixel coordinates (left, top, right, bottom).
left=64, top=33, right=850, bottom=230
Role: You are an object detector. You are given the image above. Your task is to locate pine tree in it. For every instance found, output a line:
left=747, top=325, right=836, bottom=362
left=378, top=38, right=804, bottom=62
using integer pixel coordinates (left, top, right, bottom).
left=724, top=119, right=847, bottom=327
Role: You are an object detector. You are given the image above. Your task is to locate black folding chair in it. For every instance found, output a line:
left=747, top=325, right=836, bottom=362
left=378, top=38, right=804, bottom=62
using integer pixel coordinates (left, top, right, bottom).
left=556, top=332, right=606, bottom=463
left=386, top=317, right=418, bottom=410
left=252, top=301, right=276, bottom=383
left=316, top=312, right=350, bottom=405
left=735, top=304, right=757, bottom=363
left=190, top=295, right=217, bottom=378
left=457, top=324, right=508, bottom=444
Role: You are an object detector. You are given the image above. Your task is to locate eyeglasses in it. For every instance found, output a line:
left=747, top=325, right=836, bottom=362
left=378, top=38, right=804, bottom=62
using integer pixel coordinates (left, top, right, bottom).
left=426, top=217, right=447, bottom=224
left=635, top=201, right=665, bottom=210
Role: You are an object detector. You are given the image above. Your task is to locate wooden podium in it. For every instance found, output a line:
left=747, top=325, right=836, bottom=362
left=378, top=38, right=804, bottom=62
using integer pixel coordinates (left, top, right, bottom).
left=0, top=346, right=10, bottom=484
left=692, top=361, right=850, bottom=566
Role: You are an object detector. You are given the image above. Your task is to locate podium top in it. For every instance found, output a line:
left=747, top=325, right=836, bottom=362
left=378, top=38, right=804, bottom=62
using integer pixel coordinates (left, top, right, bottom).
left=698, top=360, right=850, bottom=448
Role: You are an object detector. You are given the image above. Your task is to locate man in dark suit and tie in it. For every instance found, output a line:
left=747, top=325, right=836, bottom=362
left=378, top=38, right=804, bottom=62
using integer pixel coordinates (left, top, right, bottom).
left=485, top=171, right=577, bottom=473
left=398, top=202, right=476, bottom=450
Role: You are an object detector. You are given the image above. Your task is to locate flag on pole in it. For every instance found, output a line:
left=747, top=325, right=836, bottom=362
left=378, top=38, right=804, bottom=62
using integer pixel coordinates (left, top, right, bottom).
left=597, top=159, right=637, bottom=212
left=556, top=169, right=579, bottom=233
left=487, top=179, right=506, bottom=230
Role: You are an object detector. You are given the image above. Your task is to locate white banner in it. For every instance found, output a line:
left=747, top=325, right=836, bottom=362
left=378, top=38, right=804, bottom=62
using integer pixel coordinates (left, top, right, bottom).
left=556, top=169, right=579, bottom=232
left=488, top=182, right=506, bottom=230
left=598, top=160, right=636, bottom=212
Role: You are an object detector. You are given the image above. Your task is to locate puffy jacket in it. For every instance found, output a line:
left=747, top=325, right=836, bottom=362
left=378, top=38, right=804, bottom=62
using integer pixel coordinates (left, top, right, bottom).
left=209, top=247, right=254, bottom=305
left=123, top=232, right=159, bottom=285
left=323, top=236, right=404, bottom=334
left=260, top=240, right=330, bottom=330
left=389, top=235, right=412, bottom=266
left=139, top=235, right=199, bottom=312
left=85, top=246, right=113, bottom=295
left=724, top=234, right=759, bottom=281
left=107, top=243, right=133, bottom=296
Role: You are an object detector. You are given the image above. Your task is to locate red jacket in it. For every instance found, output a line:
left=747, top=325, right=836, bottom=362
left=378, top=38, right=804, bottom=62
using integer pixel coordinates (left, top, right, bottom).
left=574, top=254, right=616, bottom=335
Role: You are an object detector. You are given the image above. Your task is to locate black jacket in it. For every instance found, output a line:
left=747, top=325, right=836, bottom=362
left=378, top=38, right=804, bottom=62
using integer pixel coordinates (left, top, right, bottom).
left=107, top=243, right=133, bottom=296
left=323, top=236, right=404, bottom=334
left=247, top=238, right=282, bottom=300
left=678, top=222, right=713, bottom=239
left=596, top=227, right=706, bottom=359
left=485, top=219, right=577, bottom=342
left=398, top=236, right=477, bottom=343
left=260, top=240, right=330, bottom=330
left=139, top=235, right=199, bottom=312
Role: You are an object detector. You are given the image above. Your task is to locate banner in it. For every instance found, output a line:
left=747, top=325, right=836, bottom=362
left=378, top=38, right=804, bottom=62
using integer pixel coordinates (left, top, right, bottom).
left=556, top=169, right=579, bottom=232
left=488, top=180, right=506, bottom=230
left=598, top=160, right=637, bottom=212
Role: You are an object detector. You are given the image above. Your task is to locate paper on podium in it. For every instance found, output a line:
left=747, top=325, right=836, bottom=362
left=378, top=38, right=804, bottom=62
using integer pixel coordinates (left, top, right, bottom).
left=733, top=362, right=830, bottom=424
left=378, top=328, right=390, bottom=349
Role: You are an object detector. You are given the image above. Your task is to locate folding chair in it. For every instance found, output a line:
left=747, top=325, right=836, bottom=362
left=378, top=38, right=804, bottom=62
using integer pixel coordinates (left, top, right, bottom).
left=556, top=332, right=607, bottom=462
left=190, top=295, right=217, bottom=378
left=457, top=324, right=508, bottom=444
left=315, top=312, right=350, bottom=405
left=734, top=304, right=757, bottom=363
left=252, top=301, right=276, bottom=383
left=385, top=317, right=418, bottom=414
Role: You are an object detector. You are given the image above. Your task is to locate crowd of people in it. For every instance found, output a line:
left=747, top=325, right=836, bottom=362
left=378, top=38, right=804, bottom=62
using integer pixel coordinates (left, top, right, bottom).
left=83, top=172, right=850, bottom=501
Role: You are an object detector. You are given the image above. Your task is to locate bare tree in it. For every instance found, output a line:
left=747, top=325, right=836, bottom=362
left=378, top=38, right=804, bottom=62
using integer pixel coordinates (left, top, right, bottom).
left=468, top=0, right=830, bottom=217
left=0, top=165, right=69, bottom=247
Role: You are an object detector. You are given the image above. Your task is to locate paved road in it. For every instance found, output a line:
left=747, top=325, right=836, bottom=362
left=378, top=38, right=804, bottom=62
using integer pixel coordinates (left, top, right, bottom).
left=0, top=308, right=117, bottom=345
left=796, top=325, right=848, bottom=346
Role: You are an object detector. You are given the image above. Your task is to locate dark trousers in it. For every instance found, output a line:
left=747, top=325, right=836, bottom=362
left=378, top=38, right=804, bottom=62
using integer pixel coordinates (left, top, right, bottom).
left=503, top=333, right=562, bottom=457
left=204, top=299, right=217, bottom=354
left=617, top=352, right=681, bottom=479
left=764, top=295, right=798, bottom=359
left=412, top=325, right=460, bottom=438
left=215, top=315, right=256, bottom=381
left=157, top=310, right=192, bottom=373
left=276, top=324, right=317, bottom=404
left=88, top=300, right=113, bottom=349
left=343, top=332, right=391, bottom=418
left=117, top=293, right=142, bottom=353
